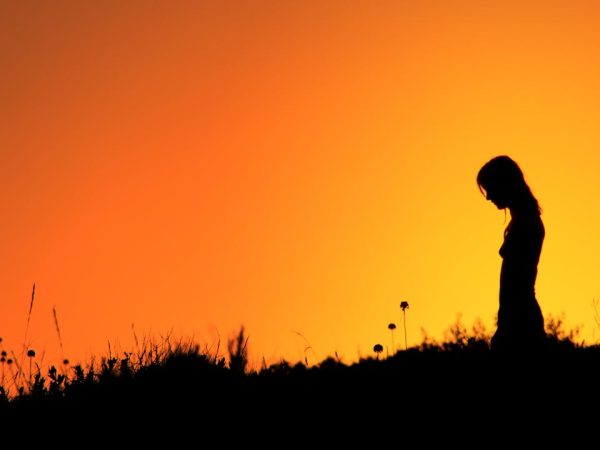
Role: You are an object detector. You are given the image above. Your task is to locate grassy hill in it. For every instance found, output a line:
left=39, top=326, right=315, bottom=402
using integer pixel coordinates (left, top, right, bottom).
left=2, top=319, right=598, bottom=438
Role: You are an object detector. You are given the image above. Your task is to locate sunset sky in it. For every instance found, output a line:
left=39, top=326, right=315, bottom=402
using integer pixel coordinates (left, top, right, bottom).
left=1, top=0, right=599, bottom=367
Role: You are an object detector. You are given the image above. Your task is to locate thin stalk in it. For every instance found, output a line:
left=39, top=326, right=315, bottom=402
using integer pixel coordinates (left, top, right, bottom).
left=403, top=310, right=408, bottom=350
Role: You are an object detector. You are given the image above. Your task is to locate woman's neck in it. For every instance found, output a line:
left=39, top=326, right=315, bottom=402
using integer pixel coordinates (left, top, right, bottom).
left=509, top=202, right=537, bottom=219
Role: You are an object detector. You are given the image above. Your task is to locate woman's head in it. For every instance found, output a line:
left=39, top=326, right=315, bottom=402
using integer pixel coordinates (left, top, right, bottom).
left=477, top=156, right=541, bottom=214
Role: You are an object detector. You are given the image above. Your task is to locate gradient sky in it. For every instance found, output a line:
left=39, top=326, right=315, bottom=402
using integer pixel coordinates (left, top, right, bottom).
left=1, top=0, right=599, bottom=367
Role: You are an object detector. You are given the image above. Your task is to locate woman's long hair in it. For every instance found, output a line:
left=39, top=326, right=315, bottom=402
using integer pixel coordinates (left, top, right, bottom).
left=477, top=155, right=542, bottom=215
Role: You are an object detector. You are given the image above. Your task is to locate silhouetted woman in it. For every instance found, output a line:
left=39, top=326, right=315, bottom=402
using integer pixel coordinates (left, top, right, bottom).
left=477, top=156, right=546, bottom=351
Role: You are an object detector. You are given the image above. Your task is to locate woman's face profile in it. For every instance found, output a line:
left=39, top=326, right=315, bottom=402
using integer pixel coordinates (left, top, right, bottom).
left=484, top=185, right=508, bottom=209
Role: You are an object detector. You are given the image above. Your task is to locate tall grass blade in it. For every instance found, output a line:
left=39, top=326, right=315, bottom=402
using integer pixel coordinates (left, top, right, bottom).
left=53, top=306, right=64, bottom=353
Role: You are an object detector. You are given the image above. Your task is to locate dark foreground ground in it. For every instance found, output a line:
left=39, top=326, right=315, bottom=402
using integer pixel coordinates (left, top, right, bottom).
left=2, top=336, right=599, bottom=442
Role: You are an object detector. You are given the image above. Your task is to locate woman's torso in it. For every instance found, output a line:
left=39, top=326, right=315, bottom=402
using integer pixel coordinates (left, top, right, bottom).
left=499, top=213, right=545, bottom=307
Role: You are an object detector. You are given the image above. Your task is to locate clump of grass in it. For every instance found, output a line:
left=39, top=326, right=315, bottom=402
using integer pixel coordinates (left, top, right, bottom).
left=227, top=326, right=249, bottom=374
left=545, top=313, right=582, bottom=350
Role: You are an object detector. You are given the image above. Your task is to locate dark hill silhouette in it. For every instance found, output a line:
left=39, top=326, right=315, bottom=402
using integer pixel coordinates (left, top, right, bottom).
left=2, top=323, right=599, bottom=439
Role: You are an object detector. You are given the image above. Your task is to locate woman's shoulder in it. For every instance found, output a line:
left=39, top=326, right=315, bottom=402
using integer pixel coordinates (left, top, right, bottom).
left=519, top=213, right=544, bottom=235
left=511, top=212, right=544, bottom=232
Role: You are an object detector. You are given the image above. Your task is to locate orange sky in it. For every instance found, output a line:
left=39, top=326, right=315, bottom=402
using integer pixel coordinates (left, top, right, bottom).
left=1, top=0, right=599, bottom=367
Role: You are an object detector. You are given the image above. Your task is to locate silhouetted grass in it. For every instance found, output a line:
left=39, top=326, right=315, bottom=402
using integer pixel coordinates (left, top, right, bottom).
left=1, top=320, right=599, bottom=434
